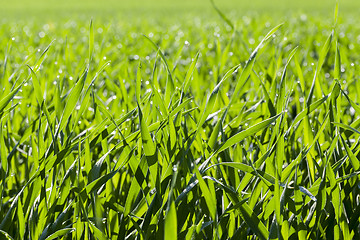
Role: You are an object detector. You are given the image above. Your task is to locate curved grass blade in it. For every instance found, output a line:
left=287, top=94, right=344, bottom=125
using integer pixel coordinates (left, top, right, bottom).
left=143, top=35, right=175, bottom=99
left=216, top=113, right=281, bottom=154
left=33, top=41, right=54, bottom=72
left=84, top=170, right=118, bottom=195
left=57, top=67, right=88, bottom=134
left=45, top=229, right=74, bottom=240
left=26, top=65, right=43, bottom=104
left=194, top=167, right=216, bottom=220
left=210, top=0, right=234, bottom=30
left=340, top=135, right=360, bottom=170
left=0, top=230, right=14, bottom=240
left=276, top=46, right=298, bottom=112
left=213, top=162, right=275, bottom=187
left=235, top=199, right=269, bottom=240
left=229, top=24, right=283, bottom=106
left=182, top=52, right=200, bottom=95
left=306, top=31, right=333, bottom=106
left=286, top=94, right=329, bottom=136
left=333, top=122, right=360, bottom=135
left=0, top=81, right=25, bottom=115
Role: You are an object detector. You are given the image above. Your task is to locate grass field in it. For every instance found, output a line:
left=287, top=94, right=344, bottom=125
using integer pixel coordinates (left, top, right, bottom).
left=2, top=0, right=360, bottom=20
left=1, top=0, right=360, bottom=239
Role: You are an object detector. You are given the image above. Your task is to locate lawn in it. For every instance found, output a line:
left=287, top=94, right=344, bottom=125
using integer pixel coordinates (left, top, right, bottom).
left=1, top=0, right=360, bottom=239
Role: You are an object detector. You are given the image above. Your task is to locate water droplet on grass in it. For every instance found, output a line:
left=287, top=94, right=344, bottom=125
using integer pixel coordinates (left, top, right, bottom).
left=350, top=107, right=355, bottom=116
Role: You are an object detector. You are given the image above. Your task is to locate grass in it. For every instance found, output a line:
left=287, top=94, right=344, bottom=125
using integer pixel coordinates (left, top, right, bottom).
left=1, top=1, right=360, bottom=239
left=2, top=0, right=360, bottom=21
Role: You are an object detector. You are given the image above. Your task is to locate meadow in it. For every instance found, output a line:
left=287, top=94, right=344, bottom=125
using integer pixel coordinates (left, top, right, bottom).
left=1, top=0, right=360, bottom=239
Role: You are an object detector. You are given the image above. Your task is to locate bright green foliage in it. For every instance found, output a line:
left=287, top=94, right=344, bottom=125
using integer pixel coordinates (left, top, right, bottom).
left=1, top=2, right=360, bottom=239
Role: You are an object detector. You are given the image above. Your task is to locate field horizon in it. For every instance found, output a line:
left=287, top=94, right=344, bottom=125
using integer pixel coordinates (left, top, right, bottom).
left=2, top=0, right=360, bottom=20
left=1, top=0, right=360, bottom=239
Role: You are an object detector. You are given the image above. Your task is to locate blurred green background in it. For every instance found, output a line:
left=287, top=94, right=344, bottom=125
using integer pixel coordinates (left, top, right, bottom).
left=1, top=0, right=359, bottom=20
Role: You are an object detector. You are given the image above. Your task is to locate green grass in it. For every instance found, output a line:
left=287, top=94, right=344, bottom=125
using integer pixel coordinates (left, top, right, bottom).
left=1, top=1, right=360, bottom=239
left=2, top=0, right=360, bottom=21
